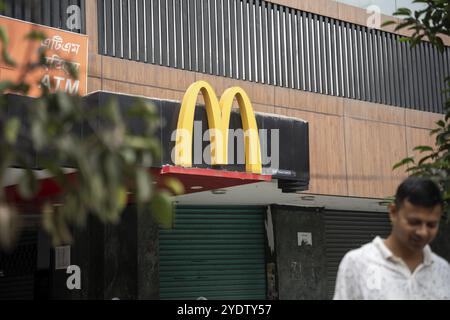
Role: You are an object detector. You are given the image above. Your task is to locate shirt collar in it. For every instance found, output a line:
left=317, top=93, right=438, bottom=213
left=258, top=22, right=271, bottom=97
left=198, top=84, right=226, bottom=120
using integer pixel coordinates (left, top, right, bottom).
left=373, top=236, right=394, bottom=260
left=422, top=245, right=433, bottom=266
left=372, top=236, right=434, bottom=266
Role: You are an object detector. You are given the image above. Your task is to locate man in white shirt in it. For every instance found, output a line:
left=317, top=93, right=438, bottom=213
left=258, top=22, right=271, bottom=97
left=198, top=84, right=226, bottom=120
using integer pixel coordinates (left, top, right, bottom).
left=333, top=176, right=450, bottom=300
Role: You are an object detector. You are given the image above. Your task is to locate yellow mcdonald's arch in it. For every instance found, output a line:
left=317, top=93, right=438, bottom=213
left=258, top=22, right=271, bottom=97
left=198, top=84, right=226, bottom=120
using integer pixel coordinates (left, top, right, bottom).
left=175, top=80, right=262, bottom=174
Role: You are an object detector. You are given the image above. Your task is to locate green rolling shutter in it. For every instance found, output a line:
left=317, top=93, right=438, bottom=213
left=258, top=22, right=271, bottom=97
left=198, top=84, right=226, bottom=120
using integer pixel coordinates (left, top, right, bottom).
left=324, top=210, right=391, bottom=299
left=159, top=206, right=267, bottom=300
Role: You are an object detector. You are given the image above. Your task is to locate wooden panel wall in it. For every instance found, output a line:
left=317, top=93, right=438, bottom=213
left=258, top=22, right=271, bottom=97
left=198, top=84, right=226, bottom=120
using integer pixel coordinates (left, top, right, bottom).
left=85, top=0, right=445, bottom=200
left=344, top=118, right=406, bottom=198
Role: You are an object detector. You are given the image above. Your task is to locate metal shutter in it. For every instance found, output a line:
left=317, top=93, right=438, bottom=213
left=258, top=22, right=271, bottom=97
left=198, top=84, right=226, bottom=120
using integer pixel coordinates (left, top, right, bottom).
left=324, top=210, right=391, bottom=299
left=0, top=230, right=38, bottom=300
left=159, top=206, right=267, bottom=300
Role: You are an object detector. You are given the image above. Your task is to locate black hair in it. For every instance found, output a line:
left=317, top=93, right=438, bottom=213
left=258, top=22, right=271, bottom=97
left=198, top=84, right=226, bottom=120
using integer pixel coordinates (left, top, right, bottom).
left=394, top=176, right=443, bottom=209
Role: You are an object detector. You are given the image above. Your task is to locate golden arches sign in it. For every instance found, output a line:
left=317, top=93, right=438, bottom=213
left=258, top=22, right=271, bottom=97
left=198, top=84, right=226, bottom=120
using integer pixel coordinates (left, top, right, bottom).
left=174, top=81, right=262, bottom=174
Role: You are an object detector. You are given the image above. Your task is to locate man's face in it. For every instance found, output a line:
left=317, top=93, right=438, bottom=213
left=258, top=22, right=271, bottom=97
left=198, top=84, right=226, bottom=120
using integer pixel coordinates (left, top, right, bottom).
left=389, top=200, right=442, bottom=253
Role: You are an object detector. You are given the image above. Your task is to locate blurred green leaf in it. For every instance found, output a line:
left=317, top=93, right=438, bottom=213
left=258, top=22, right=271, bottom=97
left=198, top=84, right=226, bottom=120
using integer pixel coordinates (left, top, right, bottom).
left=436, top=120, right=446, bottom=128
left=65, top=61, right=79, bottom=80
left=430, top=127, right=442, bottom=135
left=398, top=37, right=411, bottom=43
left=4, top=117, right=20, bottom=144
left=31, top=121, right=46, bottom=150
left=418, top=154, right=434, bottom=165
left=89, top=174, right=105, bottom=205
left=393, top=157, right=415, bottom=170
left=25, top=30, right=46, bottom=41
left=0, top=24, right=178, bottom=246
left=395, top=21, right=415, bottom=32
left=104, top=153, right=119, bottom=185
left=2, top=49, right=16, bottom=67
left=18, top=168, right=38, bottom=200
left=136, top=168, right=152, bottom=203
left=10, top=83, right=30, bottom=94
left=413, top=145, right=434, bottom=153
left=117, top=187, right=128, bottom=212
left=381, top=20, right=396, bottom=27
left=54, top=207, right=72, bottom=246
left=163, top=177, right=185, bottom=195
left=0, top=80, right=13, bottom=92
left=394, top=7, right=412, bottom=16
left=120, top=148, right=136, bottom=164
left=56, top=91, right=73, bottom=115
left=151, top=191, right=174, bottom=229
left=0, top=26, right=16, bottom=67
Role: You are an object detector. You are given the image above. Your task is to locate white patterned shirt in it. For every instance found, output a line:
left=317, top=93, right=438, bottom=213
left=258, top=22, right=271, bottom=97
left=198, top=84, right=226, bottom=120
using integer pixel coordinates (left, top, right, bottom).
left=333, top=236, right=450, bottom=300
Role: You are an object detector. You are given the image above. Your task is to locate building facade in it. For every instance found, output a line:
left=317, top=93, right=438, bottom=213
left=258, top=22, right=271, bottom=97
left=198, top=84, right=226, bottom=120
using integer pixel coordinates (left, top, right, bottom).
left=1, top=0, right=449, bottom=300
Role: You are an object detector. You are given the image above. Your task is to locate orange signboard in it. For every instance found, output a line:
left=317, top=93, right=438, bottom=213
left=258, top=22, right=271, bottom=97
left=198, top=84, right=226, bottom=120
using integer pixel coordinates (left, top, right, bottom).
left=0, top=15, right=88, bottom=97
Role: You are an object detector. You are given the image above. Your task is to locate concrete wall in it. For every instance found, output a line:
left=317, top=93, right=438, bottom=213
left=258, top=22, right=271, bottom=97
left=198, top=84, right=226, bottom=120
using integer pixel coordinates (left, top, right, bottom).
left=137, top=207, right=160, bottom=299
left=48, top=215, right=102, bottom=299
left=271, top=205, right=327, bottom=300
left=49, top=205, right=159, bottom=299
left=103, top=208, right=138, bottom=299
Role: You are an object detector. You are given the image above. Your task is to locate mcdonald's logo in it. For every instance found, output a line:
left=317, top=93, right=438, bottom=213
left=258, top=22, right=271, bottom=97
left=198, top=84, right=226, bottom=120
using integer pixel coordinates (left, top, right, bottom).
left=174, top=81, right=262, bottom=174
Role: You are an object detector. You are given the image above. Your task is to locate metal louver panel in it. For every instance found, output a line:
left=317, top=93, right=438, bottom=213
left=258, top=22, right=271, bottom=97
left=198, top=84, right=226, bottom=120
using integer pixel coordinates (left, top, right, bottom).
left=324, top=210, right=391, bottom=299
left=98, top=0, right=450, bottom=114
left=0, top=0, right=85, bottom=33
left=159, top=206, right=266, bottom=300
